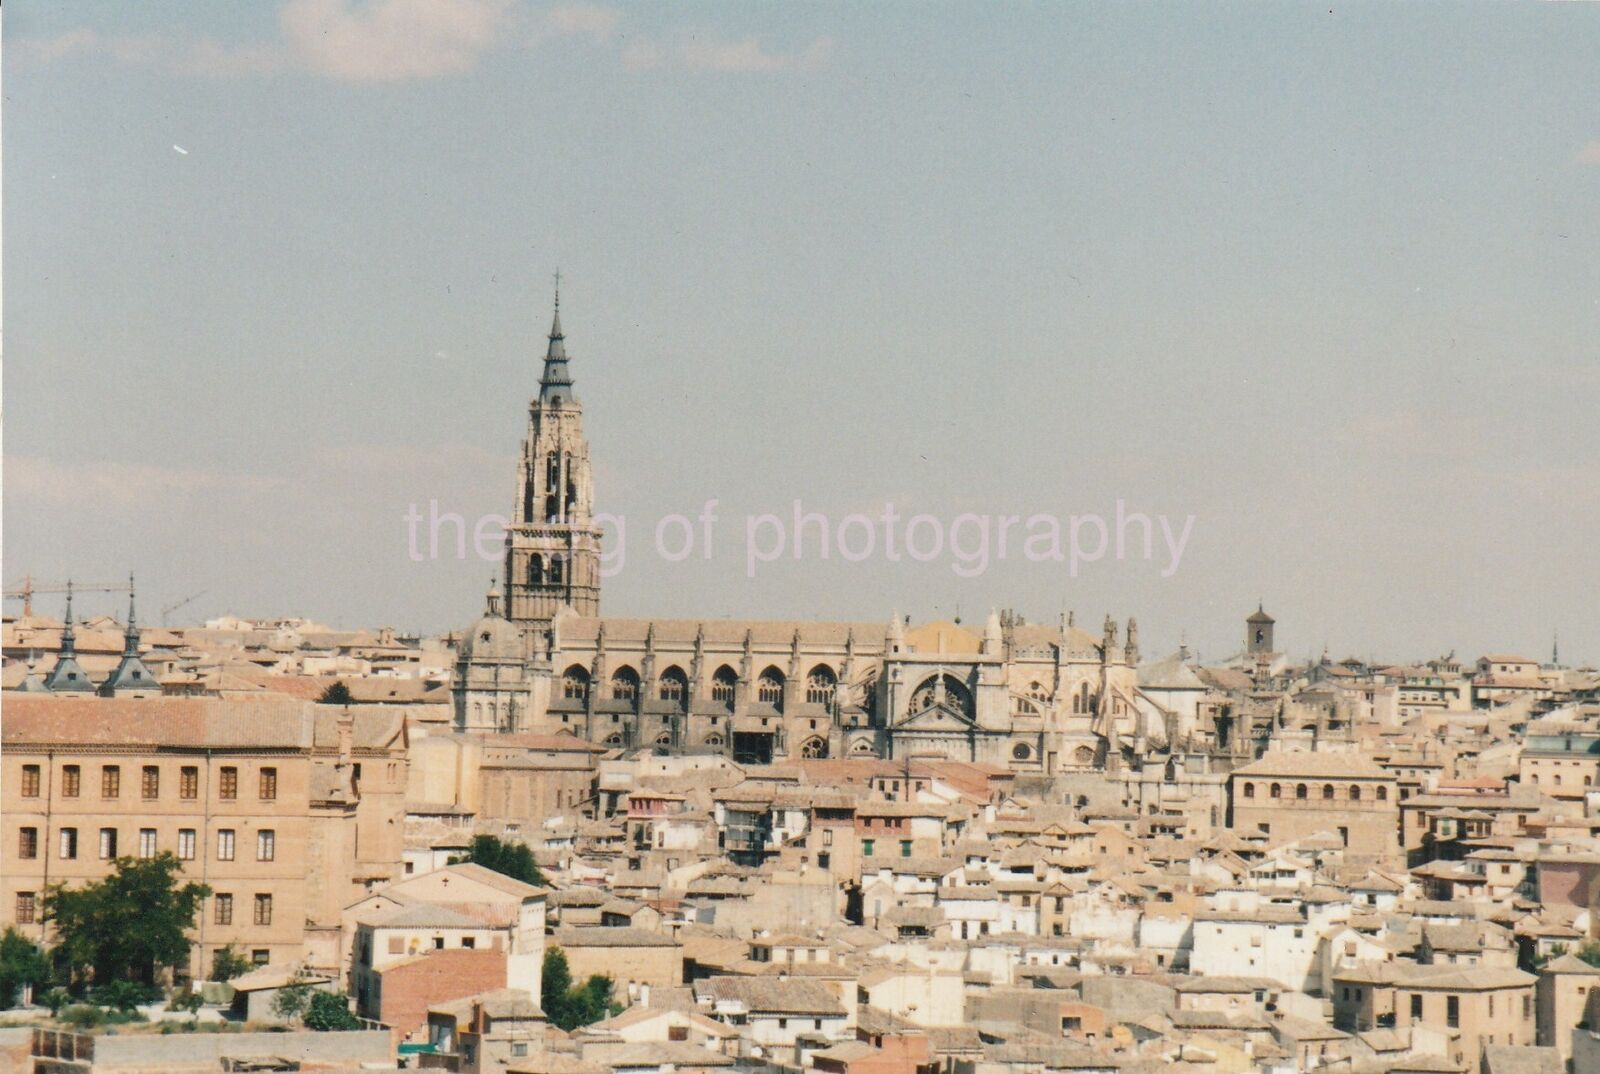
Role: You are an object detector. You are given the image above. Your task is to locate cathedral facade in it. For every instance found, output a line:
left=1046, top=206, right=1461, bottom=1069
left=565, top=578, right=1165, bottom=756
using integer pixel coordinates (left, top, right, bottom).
left=452, top=298, right=1150, bottom=773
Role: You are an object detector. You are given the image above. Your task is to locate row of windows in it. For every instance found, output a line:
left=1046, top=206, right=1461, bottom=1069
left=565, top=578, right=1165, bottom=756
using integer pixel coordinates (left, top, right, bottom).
left=18, top=826, right=275, bottom=862
left=16, top=889, right=268, bottom=929
left=560, top=664, right=838, bottom=708
left=1242, top=781, right=1388, bottom=802
left=213, top=892, right=275, bottom=926
left=16, top=764, right=276, bottom=801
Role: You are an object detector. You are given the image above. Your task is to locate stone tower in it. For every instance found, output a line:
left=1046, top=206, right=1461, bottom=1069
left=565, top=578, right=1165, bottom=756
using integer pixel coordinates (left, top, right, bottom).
left=1246, top=603, right=1275, bottom=655
left=503, top=286, right=604, bottom=633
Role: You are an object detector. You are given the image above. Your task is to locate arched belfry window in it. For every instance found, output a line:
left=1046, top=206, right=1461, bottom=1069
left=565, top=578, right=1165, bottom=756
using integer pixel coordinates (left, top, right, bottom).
left=549, top=555, right=565, bottom=585
left=529, top=555, right=545, bottom=586
left=547, top=453, right=560, bottom=491
left=545, top=494, right=559, bottom=523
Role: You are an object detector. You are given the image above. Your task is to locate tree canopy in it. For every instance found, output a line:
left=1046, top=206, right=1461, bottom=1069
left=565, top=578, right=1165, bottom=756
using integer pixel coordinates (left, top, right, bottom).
left=43, top=853, right=210, bottom=987
left=457, top=835, right=547, bottom=887
left=0, top=929, right=50, bottom=1009
left=304, top=990, right=362, bottom=1031
left=541, top=948, right=619, bottom=1030
left=318, top=681, right=354, bottom=705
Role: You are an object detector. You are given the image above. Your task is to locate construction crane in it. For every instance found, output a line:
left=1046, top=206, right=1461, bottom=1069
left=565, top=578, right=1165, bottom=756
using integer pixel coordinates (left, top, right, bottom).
left=161, top=591, right=208, bottom=627
left=2, top=576, right=131, bottom=618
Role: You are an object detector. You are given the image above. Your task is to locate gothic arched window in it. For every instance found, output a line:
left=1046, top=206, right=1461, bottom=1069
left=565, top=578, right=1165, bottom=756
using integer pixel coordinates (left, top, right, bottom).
left=610, top=666, right=640, bottom=702
left=549, top=555, right=565, bottom=585
left=545, top=494, right=559, bottom=523
left=1026, top=681, right=1050, bottom=702
left=712, top=666, right=738, bottom=709
left=562, top=665, right=590, bottom=701
left=529, top=554, right=545, bottom=586
left=799, top=737, right=828, bottom=759
left=546, top=452, right=560, bottom=491
left=909, top=674, right=972, bottom=717
left=604, top=733, right=624, bottom=747
left=850, top=739, right=876, bottom=756
left=705, top=733, right=725, bottom=748
left=757, top=667, right=785, bottom=711
left=805, top=665, right=837, bottom=705
left=659, top=666, right=688, bottom=708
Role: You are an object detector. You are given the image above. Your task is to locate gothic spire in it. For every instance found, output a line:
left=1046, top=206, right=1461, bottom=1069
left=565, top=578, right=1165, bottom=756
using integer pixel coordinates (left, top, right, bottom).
left=539, top=272, right=575, bottom=405
left=122, top=573, right=141, bottom=656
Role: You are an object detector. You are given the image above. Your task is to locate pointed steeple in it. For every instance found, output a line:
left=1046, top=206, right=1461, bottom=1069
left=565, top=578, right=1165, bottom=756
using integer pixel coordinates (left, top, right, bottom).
left=122, top=573, right=141, bottom=656
left=45, top=581, right=96, bottom=693
left=539, top=272, right=576, bottom=405
left=102, top=573, right=160, bottom=696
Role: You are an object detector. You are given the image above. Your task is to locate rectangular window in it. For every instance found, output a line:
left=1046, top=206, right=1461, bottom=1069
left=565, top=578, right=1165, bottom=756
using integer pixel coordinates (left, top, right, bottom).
left=215, top=893, right=233, bottom=925
left=254, top=894, right=272, bottom=926
left=219, top=767, right=238, bottom=800
left=19, top=828, right=38, bottom=860
left=59, top=828, right=78, bottom=859
left=256, top=830, right=276, bottom=862
left=16, top=893, right=36, bottom=924
left=21, top=765, right=41, bottom=798
left=259, top=767, right=277, bottom=801
left=139, top=829, right=158, bottom=859
left=99, top=828, right=118, bottom=859
left=102, top=765, right=121, bottom=798
left=180, top=766, right=199, bottom=799
left=178, top=829, right=196, bottom=861
left=251, top=949, right=269, bottom=966
left=862, top=839, right=874, bottom=857
left=62, top=765, right=80, bottom=798
left=1410, top=994, right=1422, bottom=1019
left=142, top=765, right=160, bottom=799
left=900, top=840, right=912, bottom=857
left=217, top=829, right=236, bottom=861
left=1446, top=995, right=1459, bottom=1028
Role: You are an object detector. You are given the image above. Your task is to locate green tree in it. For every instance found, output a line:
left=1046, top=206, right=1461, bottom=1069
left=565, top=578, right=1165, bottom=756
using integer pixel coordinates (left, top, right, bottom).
left=456, top=835, right=546, bottom=887
left=1577, top=942, right=1600, bottom=968
left=211, top=946, right=252, bottom=983
left=271, top=974, right=315, bottom=1025
left=541, top=948, right=618, bottom=1030
left=318, top=681, right=354, bottom=705
left=304, top=990, right=362, bottom=1031
left=43, top=853, right=210, bottom=988
left=0, top=928, right=51, bottom=1008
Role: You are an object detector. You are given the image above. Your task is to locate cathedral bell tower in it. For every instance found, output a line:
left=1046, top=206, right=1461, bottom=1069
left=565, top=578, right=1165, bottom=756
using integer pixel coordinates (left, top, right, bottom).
left=504, top=280, right=604, bottom=632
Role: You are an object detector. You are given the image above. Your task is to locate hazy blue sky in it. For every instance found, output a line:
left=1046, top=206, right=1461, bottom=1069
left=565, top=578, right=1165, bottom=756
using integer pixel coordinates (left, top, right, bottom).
left=5, top=1, right=1598, bottom=665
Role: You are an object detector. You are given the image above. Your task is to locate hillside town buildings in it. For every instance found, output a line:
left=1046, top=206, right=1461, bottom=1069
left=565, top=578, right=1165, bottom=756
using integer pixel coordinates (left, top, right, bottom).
left=5, top=301, right=1600, bottom=1073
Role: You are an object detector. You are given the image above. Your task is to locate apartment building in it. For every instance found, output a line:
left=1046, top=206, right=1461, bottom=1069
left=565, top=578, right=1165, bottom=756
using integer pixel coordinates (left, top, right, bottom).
left=1, top=695, right=406, bottom=977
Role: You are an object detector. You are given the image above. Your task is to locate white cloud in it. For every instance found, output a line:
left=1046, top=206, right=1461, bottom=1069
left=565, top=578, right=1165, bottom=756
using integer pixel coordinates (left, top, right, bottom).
left=678, top=33, right=834, bottom=73
left=279, top=0, right=512, bottom=82
left=16, top=4, right=835, bottom=82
